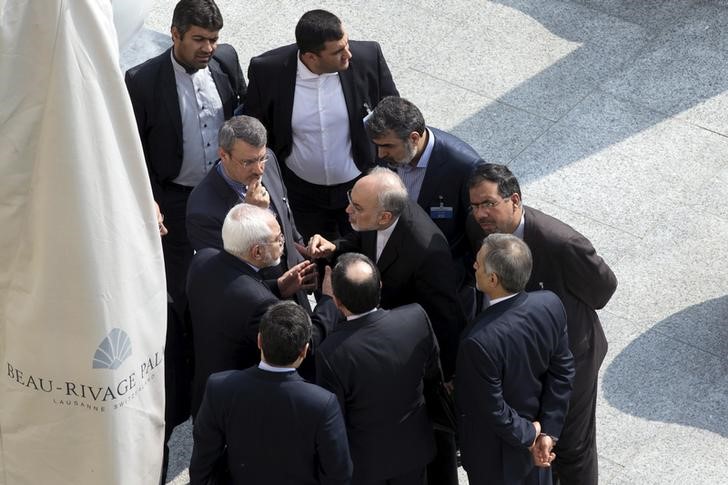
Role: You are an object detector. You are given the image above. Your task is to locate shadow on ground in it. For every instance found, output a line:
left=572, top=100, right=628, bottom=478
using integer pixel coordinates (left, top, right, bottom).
left=602, top=296, right=728, bottom=437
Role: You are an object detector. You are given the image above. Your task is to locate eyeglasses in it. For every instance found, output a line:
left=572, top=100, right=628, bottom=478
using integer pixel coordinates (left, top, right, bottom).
left=260, top=232, right=284, bottom=246
left=229, top=153, right=269, bottom=167
left=346, top=189, right=363, bottom=213
left=470, top=196, right=512, bottom=212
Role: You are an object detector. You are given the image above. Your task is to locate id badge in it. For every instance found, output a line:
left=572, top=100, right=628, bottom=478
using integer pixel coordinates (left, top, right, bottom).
left=430, top=206, right=453, bottom=219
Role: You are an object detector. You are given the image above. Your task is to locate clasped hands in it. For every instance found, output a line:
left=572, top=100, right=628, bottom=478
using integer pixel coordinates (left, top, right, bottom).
left=529, top=421, right=556, bottom=468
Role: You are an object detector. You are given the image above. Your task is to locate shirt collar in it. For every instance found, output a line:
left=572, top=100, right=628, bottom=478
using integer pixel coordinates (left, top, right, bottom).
left=489, top=292, right=519, bottom=307
left=170, top=49, right=206, bottom=76
left=512, top=210, right=526, bottom=240
left=296, top=51, right=339, bottom=80
left=377, top=215, right=400, bottom=237
left=258, top=361, right=296, bottom=373
left=346, top=308, right=379, bottom=321
left=414, top=128, right=436, bottom=169
left=216, top=162, right=247, bottom=198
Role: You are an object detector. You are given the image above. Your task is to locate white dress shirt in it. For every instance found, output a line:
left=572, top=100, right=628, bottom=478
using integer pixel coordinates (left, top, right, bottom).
left=286, top=54, right=360, bottom=186
left=375, top=217, right=400, bottom=262
left=171, top=50, right=224, bottom=187
left=258, top=361, right=296, bottom=373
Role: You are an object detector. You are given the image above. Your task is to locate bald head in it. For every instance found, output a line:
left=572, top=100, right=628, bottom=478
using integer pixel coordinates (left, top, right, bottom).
left=332, top=253, right=381, bottom=314
left=346, top=167, right=408, bottom=231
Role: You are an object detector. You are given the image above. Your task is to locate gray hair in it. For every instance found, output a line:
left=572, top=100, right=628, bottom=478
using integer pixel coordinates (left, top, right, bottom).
left=480, top=233, right=532, bottom=293
left=218, top=115, right=267, bottom=153
left=222, top=203, right=274, bottom=258
left=369, top=166, right=408, bottom=217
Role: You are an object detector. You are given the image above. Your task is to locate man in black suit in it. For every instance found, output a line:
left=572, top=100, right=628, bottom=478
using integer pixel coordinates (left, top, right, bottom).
left=243, top=9, right=398, bottom=240
left=316, top=253, right=438, bottom=485
left=457, top=234, right=574, bottom=485
left=467, top=164, right=618, bottom=485
left=125, top=0, right=245, bottom=321
left=308, top=168, right=464, bottom=484
left=186, top=203, right=338, bottom=416
left=190, top=301, right=352, bottom=484
left=186, top=115, right=310, bottom=309
left=365, top=96, right=484, bottom=319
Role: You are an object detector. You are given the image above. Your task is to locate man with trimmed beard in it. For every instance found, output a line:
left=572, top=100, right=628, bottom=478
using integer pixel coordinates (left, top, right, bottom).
left=186, top=204, right=338, bottom=417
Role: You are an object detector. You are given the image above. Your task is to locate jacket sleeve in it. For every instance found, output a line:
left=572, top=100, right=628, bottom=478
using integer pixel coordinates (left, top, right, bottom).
left=457, top=338, right=537, bottom=449
left=563, top=233, right=617, bottom=310
left=374, top=42, right=399, bottom=99
left=538, top=301, right=575, bottom=438
left=316, top=394, right=353, bottom=485
left=315, top=351, right=347, bottom=421
left=241, top=58, right=265, bottom=126
left=189, top=375, right=227, bottom=484
left=186, top=209, right=223, bottom=251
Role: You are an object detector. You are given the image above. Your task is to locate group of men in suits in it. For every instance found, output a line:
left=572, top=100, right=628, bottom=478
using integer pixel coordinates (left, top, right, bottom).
left=124, top=0, right=619, bottom=484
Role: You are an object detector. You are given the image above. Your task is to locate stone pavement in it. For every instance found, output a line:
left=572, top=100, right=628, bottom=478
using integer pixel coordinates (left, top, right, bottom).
left=122, top=1, right=728, bottom=483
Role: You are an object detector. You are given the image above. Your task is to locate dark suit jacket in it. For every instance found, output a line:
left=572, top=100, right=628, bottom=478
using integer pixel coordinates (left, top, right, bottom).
left=186, top=248, right=340, bottom=416
left=336, top=200, right=465, bottom=379
left=316, top=305, right=438, bottom=484
left=190, top=367, right=352, bottom=485
left=125, top=45, right=245, bottom=196
left=243, top=41, right=398, bottom=173
left=521, top=206, right=617, bottom=364
left=456, top=291, right=575, bottom=485
left=415, top=127, right=483, bottom=283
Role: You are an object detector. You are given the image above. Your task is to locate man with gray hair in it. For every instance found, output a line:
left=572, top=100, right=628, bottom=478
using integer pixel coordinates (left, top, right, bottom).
left=456, top=234, right=575, bottom=485
left=186, top=203, right=338, bottom=417
left=186, top=115, right=310, bottom=306
left=309, top=166, right=465, bottom=483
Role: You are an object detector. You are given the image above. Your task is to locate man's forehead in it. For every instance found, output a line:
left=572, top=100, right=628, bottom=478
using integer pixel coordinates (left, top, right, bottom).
left=186, top=25, right=219, bottom=38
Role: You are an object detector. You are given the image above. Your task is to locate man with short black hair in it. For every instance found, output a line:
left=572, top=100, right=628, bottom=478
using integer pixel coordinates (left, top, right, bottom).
left=366, top=96, right=484, bottom=319
left=190, top=301, right=352, bottom=484
left=467, top=164, right=618, bottom=485
left=243, top=9, right=398, bottom=240
left=317, top=253, right=439, bottom=485
left=457, top=234, right=575, bottom=485
left=125, top=0, right=245, bottom=323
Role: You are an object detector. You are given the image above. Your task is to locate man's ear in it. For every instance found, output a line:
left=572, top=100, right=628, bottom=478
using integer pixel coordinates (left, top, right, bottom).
left=257, top=332, right=262, bottom=351
left=378, top=210, right=393, bottom=226
left=171, top=26, right=181, bottom=42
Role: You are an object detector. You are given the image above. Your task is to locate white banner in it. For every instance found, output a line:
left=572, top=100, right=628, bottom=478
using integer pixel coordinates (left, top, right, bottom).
left=0, top=1, right=166, bottom=484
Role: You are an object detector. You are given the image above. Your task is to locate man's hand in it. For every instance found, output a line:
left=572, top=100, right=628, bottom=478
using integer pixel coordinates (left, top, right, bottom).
left=244, top=179, right=270, bottom=209
left=531, top=434, right=556, bottom=468
left=154, top=201, right=168, bottom=236
left=307, top=234, right=336, bottom=259
left=277, top=260, right=318, bottom=298
left=321, top=265, right=334, bottom=298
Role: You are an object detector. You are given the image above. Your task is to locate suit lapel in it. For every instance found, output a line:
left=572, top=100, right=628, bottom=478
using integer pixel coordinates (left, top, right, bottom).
left=417, top=133, right=447, bottom=207
left=160, top=49, right=183, bottom=142
left=209, top=58, right=235, bottom=118
left=278, top=50, right=298, bottom=141
left=338, top=66, right=359, bottom=130
left=376, top=221, right=404, bottom=275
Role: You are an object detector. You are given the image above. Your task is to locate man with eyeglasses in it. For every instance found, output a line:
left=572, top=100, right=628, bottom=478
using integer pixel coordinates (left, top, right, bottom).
left=187, top=115, right=311, bottom=310
left=186, top=204, right=338, bottom=418
left=467, top=163, right=617, bottom=485
left=308, top=167, right=465, bottom=484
